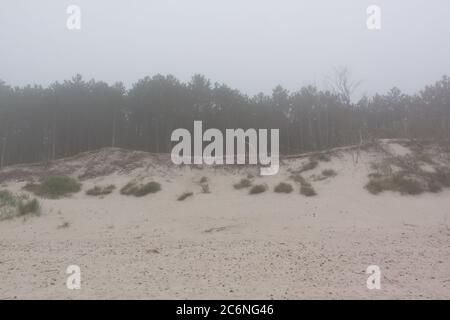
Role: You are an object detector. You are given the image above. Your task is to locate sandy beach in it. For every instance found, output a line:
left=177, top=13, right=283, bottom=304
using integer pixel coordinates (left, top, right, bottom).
left=0, top=141, right=449, bottom=299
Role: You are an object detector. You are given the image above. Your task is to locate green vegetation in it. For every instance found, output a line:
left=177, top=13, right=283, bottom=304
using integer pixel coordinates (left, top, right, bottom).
left=365, top=172, right=424, bottom=195
left=233, top=178, right=252, bottom=190
left=249, top=184, right=267, bottom=195
left=120, top=181, right=161, bottom=197
left=177, top=192, right=194, bottom=201
left=312, top=153, right=331, bottom=162
left=57, top=221, right=70, bottom=229
left=24, top=176, right=81, bottom=199
left=274, top=182, right=293, bottom=193
left=0, top=190, right=40, bottom=220
left=199, top=176, right=211, bottom=193
left=292, top=174, right=317, bottom=197
left=322, top=169, right=337, bottom=177
left=86, top=184, right=116, bottom=196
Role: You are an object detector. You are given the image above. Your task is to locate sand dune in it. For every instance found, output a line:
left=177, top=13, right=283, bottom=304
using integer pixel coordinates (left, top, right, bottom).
left=0, top=140, right=449, bottom=299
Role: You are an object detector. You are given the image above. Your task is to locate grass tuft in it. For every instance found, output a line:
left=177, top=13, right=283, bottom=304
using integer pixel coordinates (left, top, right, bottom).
left=86, top=185, right=116, bottom=196
left=234, top=178, right=252, bottom=190
left=249, top=184, right=267, bottom=195
left=120, top=181, right=161, bottom=197
left=274, top=182, right=293, bottom=193
left=24, top=176, right=81, bottom=199
left=177, top=192, right=194, bottom=201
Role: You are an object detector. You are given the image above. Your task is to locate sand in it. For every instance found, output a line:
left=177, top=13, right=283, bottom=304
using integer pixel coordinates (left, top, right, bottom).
left=0, top=141, right=449, bottom=299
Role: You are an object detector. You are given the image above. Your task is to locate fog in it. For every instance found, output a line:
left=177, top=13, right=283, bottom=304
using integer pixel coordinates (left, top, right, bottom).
left=1, top=0, right=449, bottom=97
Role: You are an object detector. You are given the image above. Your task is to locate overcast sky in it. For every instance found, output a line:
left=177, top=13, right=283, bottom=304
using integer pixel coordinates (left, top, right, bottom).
left=1, top=0, right=449, bottom=98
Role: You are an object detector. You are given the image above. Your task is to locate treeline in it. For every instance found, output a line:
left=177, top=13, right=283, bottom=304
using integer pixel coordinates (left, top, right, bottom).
left=1, top=73, right=450, bottom=167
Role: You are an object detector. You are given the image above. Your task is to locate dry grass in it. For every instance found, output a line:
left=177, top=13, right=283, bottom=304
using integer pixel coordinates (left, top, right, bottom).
left=177, top=192, right=193, bottom=201
left=234, top=178, right=252, bottom=190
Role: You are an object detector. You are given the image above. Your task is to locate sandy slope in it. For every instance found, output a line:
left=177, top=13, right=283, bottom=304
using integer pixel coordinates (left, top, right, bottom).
left=0, top=141, right=449, bottom=299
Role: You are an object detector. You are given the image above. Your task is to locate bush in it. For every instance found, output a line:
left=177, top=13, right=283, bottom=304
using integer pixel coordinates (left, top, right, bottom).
left=299, top=159, right=318, bottom=173
left=26, top=176, right=81, bottom=199
left=365, top=179, right=384, bottom=195
left=120, top=182, right=138, bottom=195
left=0, top=190, right=40, bottom=220
left=292, top=174, right=317, bottom=197
left=393, top=174, right=423, bottom=195
left=365, top=172, right=424, bottom=195
left=234, top=178, right=252, bottom=189
left=17, top=198, right=40, bottom=216
left=86, top=185, right=115, bottom=196
left=300, top=185, right=317, bottom=197
left=322, top=169, right=337, bottom=177
left=199, top=177, right=211, bottom=193
left=312, top=153, right=331, bottom=162
left=249, top=184, right=267, bottom=194
left=274, top=182, right=293, bottom=193
left=177, top=192, right=193, bottom=201
left=135, top=182, right=161, bottom=196
left=120, top=181, right=161, bottom=197
left=201, top=183, right=210, bottom=194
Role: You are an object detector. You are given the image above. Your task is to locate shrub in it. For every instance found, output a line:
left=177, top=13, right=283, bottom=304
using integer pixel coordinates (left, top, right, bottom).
left=393, top=174, right=423, bottom=195
left=57, top=221, right=70, bottom=229
left=134, top=182, right=161, bottom=197
left=299, top=159, right=318, bottom=173
left=0, top=190, right=40, bottom=220
left=427, top=180, right=442, bottom=193
left=312, top=153, right=331, bottom=162
left=17, top=198, right=40, bottom=216
left=26, top=176, right=81, bottom=199
left=199, top=176, right=211, bottom=193
left=300, top=185, right=317, bottom=197
left=365, top=179, right=384, bottom=195
left=201, top=183, right=210, bottom=194
left=249, top=184, right=267, bottom=194
left=234, top=178, right=252, bottom=189
left=177, top=192, right=193, bottom=201
left=292, top=174, right=317, bottom=197
left=365, top=172, right=424, bottom=195
left=322, top=169, right=337, bottom=177
left=274, top=182, right=293, bottom=193
left=86, top=185, right=115, bottom=196
left=120, top=181, right=161, bottom=197
left=120, top=182, right=138, bottom=195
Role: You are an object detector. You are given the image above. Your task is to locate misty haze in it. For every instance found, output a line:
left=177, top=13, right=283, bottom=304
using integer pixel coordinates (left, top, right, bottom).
left=0, top=0, right=449, bottom=303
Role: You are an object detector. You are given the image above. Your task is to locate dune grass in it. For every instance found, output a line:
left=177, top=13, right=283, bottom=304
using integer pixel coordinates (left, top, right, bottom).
left=24, top=176, right=81, bottom=199
left=86, top=184, right=116, bottom=196
left=234, top=178, right=252, bottom=190
left=0, top=190, right=41, bottom=220
left=274, top=182, right=293, bottom=193
left=249, top=184, right=267, bottom=195
left=177, top=192, right=194, bottom=201
left=120, top=181, right=161, bottom=197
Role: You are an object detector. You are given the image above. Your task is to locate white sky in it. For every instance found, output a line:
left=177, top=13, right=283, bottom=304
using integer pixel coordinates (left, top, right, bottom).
left=0, top=0, right=449, bottom=98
